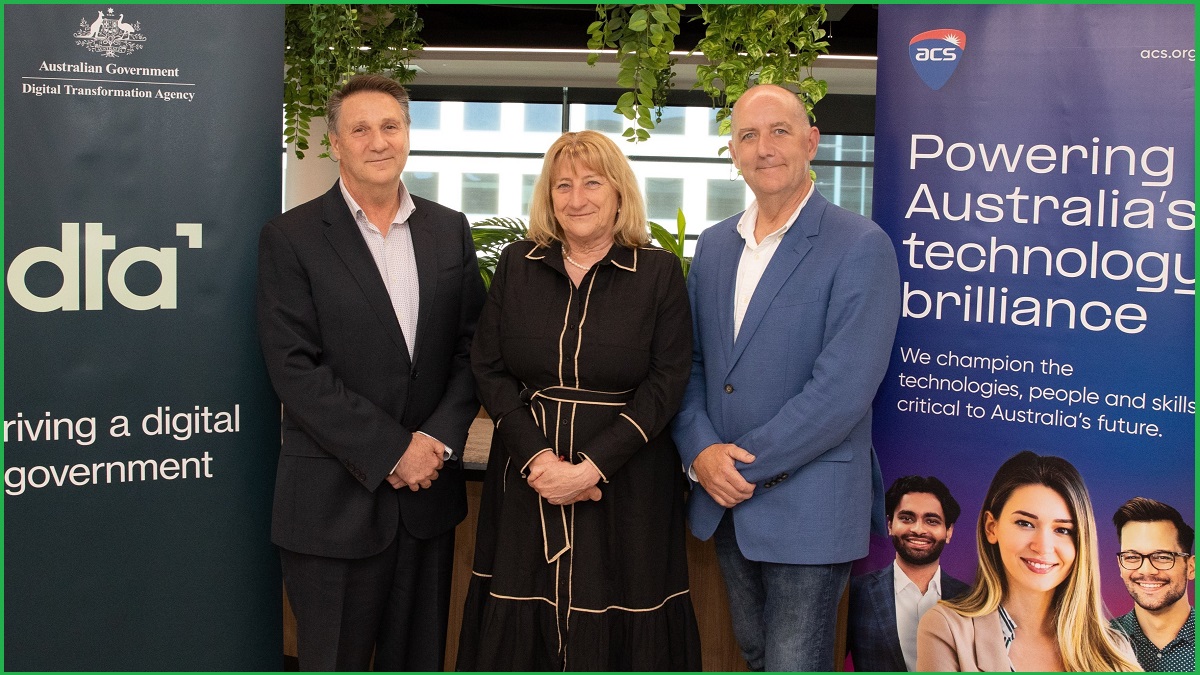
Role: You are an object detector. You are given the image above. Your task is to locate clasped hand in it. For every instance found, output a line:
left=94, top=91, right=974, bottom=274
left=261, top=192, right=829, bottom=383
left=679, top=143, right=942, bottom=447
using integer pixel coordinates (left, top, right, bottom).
left=693, top=443, right=755, bottom=508
left=387, top=433, right=445, bottom=491
left=526, top=452, right=602, bottom=505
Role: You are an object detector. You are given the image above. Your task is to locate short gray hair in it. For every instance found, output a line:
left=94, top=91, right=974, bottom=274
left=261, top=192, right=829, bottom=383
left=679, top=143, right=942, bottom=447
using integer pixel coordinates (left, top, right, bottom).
left=326, top=73, right=410, bottom=135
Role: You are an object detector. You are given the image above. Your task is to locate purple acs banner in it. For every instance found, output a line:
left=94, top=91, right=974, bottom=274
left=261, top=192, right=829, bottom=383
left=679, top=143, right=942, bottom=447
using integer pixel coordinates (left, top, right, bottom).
left=866, top=3, right=1194, bottom=623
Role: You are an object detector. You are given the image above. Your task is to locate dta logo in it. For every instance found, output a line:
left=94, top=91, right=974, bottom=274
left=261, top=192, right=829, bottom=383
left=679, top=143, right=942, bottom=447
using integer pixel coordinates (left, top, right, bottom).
left=908, top=29, right=966, bottom=91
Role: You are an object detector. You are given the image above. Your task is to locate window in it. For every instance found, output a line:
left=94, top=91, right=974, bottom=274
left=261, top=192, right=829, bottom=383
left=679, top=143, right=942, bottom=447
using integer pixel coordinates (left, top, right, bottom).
left=645, top=178, right=684, bottom=221
left=816, top=166, right=874, bottom=219
left=820, top=134, right=874, bottom=162
left=706, top=108, right=722, bottom=137
left=652, top=106, right=686, bottom=135
left=462, top=173, right=500, bottom=214
left=464, top=102, right=501, bottom=131
left=706, top=179, right=747, bottom=221
left=402, top=172, right=438, bottom=202
left=409, top=101, right=440, bottom=130
left=814, top=135, right=874, bottom=218
left=521, top=174, right=539, bottom=216
left=399, top=91, right=874, bottom=244
left=524, top=103, right=562, bottom=133
left=582, top=104, right=623, bottom=133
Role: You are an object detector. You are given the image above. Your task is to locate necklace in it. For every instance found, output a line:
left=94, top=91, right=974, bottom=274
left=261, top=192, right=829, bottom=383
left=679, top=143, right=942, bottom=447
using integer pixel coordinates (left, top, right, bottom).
left=563, top=252, right=593, bottom=272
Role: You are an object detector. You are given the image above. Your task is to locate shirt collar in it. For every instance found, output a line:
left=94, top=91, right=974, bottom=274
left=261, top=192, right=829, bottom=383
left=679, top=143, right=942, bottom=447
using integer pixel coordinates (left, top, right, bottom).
left=338, top=179, right=416, bottom=233
left=529, top=240, right=639, bottom=273
left=735, top=181, right=814, bottom=245
left=1141, top=606, right=1196, bottom=647
left=998, top=605, right=1017, bottom=649
left=1176, top=607, right=1196, bottom=645
left=1122, top=605, right=1195, bottom=648
left=893, top=560, right=942, bottom=596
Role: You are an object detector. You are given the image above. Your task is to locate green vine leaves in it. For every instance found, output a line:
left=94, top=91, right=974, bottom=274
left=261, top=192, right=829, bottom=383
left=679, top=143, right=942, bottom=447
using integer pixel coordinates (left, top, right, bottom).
left=586, top=5, right=684, bottom=142
left=588, top=5, right=830, bottom=148
left=284, top=4, right=424, bottom=159
left=695, top=4, right=830, bottom=148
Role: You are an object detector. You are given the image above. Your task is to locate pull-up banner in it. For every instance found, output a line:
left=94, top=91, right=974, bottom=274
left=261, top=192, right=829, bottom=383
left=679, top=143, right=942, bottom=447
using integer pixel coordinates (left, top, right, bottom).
left=4, top=5, right=284, bottom=669
left=868, top=3, right=1194, bottom=612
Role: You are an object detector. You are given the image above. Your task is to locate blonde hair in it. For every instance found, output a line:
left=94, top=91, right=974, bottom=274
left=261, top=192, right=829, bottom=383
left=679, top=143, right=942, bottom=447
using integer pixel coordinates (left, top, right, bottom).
left=945, top=451, right=1140, bottom=671
left=527, top=131, right=649, bottom=249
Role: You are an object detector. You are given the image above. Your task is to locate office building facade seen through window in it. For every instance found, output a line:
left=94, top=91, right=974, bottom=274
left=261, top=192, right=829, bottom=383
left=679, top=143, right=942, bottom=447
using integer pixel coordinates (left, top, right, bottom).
left=402, top=91, right=873, bottom=252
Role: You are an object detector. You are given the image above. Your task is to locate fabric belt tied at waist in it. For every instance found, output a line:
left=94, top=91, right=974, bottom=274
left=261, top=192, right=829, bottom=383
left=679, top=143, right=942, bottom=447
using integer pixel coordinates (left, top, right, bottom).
left=523, top=385, right=634, bottom=563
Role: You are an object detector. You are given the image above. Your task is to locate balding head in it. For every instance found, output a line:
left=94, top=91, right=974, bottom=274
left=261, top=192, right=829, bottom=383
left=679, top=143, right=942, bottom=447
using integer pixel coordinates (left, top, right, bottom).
left=731, top=85, right=810, bottom=131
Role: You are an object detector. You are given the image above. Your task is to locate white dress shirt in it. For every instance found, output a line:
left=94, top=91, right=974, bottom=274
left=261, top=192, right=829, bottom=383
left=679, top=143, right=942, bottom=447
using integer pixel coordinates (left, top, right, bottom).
left=339, top=180, right=454, bottom=464
left=339, top=180, right=419, bottom=358
left=894, top=561, right=945, bottom=671
left=732, top=182, right=814, bottom=341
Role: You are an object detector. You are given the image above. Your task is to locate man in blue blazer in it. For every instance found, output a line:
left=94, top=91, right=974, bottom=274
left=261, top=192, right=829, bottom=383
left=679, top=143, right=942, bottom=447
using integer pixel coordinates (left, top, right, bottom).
left=848, top=475, right=970, bottom=671
left=673, top=84, right=901, bottom=671
left=257, top=75, right=485, bottom=670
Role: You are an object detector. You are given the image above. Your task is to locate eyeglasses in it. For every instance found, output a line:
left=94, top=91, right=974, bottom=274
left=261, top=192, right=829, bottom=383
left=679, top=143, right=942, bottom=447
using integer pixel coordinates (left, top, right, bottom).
left=1117, top=550, right=1192, bottom=570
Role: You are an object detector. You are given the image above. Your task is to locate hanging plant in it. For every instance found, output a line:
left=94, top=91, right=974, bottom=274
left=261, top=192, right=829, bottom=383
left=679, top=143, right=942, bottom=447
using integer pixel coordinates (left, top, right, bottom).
left=586, top=4, right=684, bottom=142
left=283, top=4, right=424, bottom=158
left=693, top=4, right=830, bottom=142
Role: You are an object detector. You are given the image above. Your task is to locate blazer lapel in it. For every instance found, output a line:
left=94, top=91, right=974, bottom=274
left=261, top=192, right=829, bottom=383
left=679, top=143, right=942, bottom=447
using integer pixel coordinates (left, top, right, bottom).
left=320, top=184, right=412, bottom=364
left=728, top=196, right=824, bottom=369
left=973, top=612, right=1015, bottom=671
left=713, top=221, right=741, bottom=366
left=406, top=203, right=440, bottom=363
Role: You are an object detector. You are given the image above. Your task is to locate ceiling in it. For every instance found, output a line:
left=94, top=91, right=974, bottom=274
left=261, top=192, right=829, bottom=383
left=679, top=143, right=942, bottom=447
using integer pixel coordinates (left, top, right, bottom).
left=406, top=4, right=880, bottom=95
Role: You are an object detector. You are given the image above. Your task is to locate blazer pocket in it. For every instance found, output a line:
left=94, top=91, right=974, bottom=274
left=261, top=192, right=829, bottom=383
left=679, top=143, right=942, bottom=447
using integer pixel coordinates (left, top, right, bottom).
left=771, top=287, right=820, bottom=308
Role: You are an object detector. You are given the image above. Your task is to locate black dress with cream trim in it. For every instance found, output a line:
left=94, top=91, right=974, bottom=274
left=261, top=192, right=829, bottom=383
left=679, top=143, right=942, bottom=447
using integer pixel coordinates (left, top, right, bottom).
left=457, top=240, right=701, bottom=671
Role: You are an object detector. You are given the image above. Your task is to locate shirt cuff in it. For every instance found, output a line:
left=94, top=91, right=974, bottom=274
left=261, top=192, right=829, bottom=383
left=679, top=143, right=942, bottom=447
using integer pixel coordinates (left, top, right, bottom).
left=417, top=431, right=456, bottom=461
left=521, top=448, right=555, bottom=476
left=575, top=453, right=609, bottom=484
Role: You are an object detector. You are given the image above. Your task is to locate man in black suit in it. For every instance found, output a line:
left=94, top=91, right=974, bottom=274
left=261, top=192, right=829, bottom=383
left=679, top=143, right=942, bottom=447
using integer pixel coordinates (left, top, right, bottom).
left=257, top=74, right=485, bottom=671
left=848, top=475, right=970, bottom=671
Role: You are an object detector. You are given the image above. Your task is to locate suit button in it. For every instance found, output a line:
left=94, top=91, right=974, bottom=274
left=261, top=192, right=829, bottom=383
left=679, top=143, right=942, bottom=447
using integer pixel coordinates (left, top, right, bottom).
left=411, top=369, right=419, bottom=380
left=724, top=384, right=734, bottom=394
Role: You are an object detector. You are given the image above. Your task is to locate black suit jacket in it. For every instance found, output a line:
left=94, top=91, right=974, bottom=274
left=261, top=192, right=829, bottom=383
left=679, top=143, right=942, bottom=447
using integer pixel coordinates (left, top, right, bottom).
left=257, top=181, right=485, bottom=559
left=847, top=563, right=971, bottom=672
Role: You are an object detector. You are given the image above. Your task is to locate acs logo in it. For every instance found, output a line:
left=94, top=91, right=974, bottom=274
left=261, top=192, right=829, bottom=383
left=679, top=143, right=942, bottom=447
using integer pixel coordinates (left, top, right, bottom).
left=908, top=29, right=967, bottom=91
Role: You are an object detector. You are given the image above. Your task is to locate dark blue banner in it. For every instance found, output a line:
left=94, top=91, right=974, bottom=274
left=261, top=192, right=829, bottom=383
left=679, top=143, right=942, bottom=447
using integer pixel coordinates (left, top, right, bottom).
left=869, top=4, right=1194, bottom=616
left=4, top=5, right=284, bottom=669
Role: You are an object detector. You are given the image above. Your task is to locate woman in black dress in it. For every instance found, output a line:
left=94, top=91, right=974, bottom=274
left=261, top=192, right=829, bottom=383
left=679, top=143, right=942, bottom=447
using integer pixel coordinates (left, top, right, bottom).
left=457, top=130, right=701, bottom=670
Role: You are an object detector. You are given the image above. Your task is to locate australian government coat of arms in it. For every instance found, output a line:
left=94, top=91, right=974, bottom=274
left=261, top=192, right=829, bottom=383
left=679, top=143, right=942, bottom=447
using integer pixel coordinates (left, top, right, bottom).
left=74, top=8, right=146, bottom=58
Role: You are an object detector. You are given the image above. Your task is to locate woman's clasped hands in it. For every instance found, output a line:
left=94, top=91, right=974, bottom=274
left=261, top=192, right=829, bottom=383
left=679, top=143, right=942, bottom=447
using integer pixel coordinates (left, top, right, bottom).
left=526, top=451, right=603, bottom=505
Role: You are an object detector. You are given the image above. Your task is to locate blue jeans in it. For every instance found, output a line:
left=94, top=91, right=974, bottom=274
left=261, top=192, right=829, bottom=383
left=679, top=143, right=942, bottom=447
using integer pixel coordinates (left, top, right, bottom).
left=713, top=512, right=851, bottom=672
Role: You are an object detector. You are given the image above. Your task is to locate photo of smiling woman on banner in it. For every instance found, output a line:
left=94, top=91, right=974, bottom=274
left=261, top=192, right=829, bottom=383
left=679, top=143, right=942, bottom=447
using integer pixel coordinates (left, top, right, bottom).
left=916, top=451, right=1140, bottom=672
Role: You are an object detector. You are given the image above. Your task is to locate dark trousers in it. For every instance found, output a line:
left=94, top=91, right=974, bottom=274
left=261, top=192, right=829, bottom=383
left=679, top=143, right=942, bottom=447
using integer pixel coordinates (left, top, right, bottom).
left=281, top=522, right=456, bottom=672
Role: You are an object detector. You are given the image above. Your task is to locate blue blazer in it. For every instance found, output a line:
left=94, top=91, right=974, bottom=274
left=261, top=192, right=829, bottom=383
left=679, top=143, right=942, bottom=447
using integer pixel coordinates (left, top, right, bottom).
left=672, top=188, right=901, bottom=564
left=847, top=565, right=971, bottom=672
